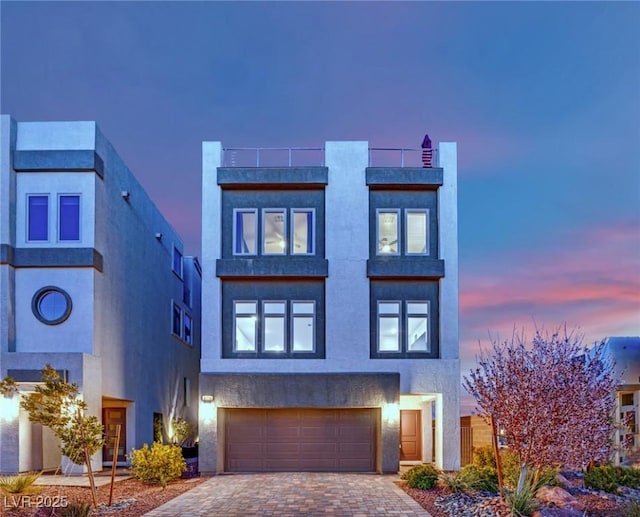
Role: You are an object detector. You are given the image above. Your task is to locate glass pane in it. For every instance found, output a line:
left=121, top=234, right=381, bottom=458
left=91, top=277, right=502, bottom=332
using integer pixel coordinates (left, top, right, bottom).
left=264, top=302, right=285, bottom=314
left=293, top=302, right=314, bottom=314
left=408, top=316, right=428, bottom=351
left=235, top=302, right=257, bottom=314
left=38, top=291, right=67, bottom=321
left=235, top=316, right=256, bottom=351
left=293, top=316, right=314, bottom=351
left=378, top=211, right=398, bottom=254
left=235, top=211, right=256, bottom=254
left=172, top=304, right=181, bottom=335
left=28, top=196, right=48, bottom=241
left=407, top=211, right=427, bottom=254
left=292, top=210, right=313, bottom=254
left=378, top=302, right=400, bottom=315
left=407, top=302, right=428, bottom=314
left=184, top=314, right=192, bottom=344
left=379, top=317, right=399, bottom=351
left=264, top=210, right=286, bottom=254
left=173, top=248, right=183, bottom=275
left=59, top=195, right=80, bottom=241
left=264, top=316, right=285, bottom=352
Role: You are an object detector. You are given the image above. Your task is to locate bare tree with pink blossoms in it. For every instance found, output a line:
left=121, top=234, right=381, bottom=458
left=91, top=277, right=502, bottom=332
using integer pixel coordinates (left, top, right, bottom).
left=464, top=328, right=619, bottom=496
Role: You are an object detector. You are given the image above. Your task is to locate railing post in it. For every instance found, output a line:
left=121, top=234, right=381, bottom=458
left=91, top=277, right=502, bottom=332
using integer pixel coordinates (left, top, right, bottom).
left=289, top=148, right=292, bottom=167
left=256, top=148, right=260, bottom=167
left=401, top=149, right=405, bottom=168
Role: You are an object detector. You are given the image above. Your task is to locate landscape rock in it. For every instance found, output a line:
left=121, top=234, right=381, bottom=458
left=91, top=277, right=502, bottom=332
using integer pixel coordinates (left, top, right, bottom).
left=532, top=508, right=584, bottom=517
left=536, top=486, right=586, bottom=511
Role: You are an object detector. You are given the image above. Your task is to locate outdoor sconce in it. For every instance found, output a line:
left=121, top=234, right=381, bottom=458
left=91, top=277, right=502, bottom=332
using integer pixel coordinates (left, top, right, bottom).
left=382, top=402, right=399, bottom=423
left=155, top=233, right=163, bottom=241
left=121, top=191, right=130, bottom=201
left=0, top=394, right=19, bottom=422
left=200, top=395, right=215, bottom=424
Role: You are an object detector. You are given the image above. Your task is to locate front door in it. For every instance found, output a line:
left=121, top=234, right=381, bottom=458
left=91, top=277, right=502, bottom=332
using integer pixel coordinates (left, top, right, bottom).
left=103, top=408, right=126, bottom=463
left=400, top=410, right=422, bottom=461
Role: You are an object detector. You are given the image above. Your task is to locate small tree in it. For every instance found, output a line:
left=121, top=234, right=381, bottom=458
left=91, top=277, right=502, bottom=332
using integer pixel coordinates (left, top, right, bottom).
left=19, top=365, right=104, bottom=507
left=464, top=328, right=618, bottom=497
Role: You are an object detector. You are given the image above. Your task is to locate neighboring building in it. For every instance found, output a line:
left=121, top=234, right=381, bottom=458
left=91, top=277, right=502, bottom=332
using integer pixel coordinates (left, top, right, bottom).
left=605, top=337, right=640, bottom=466
left=0, top=116, right=201, bottom=473
left=460, top=415, right=494, bottom=466
left=199, top=141, right=460, bottom=473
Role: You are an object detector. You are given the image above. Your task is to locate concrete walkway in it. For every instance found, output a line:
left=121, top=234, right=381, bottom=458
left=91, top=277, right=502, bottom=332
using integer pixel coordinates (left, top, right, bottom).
left=144, top=472, right=432, bottom=516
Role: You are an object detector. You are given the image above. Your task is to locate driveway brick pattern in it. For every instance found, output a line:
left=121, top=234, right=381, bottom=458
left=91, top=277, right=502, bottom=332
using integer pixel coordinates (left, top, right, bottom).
left=144, top=472, right=431, bottom=516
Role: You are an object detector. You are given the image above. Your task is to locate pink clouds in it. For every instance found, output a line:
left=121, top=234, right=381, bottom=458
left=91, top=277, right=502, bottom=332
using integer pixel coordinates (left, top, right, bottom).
left=460, top=221, right=640, bottom=412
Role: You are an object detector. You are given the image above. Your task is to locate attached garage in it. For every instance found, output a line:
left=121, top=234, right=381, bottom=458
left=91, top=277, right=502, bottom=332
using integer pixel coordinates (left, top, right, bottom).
left=224, top=408, right=377, bottom=472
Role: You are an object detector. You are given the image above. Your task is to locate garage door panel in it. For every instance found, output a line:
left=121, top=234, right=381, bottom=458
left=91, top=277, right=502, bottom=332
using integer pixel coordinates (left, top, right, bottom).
left=225, top=408, right=375, bottom=472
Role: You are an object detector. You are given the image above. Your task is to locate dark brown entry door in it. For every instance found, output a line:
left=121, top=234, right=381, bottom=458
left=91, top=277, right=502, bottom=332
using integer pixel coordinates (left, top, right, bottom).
left=225, top=408, right=376, bottom=472
left=400, top=410, right=422, bottom=461
left=103, top=408, right=126, bottom=463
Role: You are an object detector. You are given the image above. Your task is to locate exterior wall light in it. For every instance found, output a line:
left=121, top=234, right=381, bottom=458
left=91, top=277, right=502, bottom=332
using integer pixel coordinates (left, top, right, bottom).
left=0, top=394, right=20, bottom=422
left=155, top=233, right=163, bottom=241
left=382, top=402, right=400, bottom=423
left=200, top=395, right=215, bottom=424
left=121, top=191, right=130, bottom=201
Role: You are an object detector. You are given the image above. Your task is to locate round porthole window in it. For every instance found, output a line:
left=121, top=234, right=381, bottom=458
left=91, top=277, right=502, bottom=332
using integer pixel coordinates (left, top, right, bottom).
left=31, top=287, right=72, bottom=325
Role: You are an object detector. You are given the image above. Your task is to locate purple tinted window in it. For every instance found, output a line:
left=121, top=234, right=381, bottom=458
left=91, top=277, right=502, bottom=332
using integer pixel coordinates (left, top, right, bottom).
left=28, top=196, right=48, bottom=241
left=59, top=196, right=80, bottom=241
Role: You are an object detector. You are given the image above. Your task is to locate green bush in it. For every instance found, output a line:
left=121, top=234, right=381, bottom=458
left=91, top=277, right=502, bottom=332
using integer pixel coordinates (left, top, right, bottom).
left=459, top=464, right=499, bottom=492
left=439, top=471, right=468, bottom=493
left=401, top=464, right=440, bottom=490
left=130, top=442, right=186, bottom=487
left=59, top=502, right=91, bottom=517
left=0, top=471, right=41, bottom=494
left=473, top=445, right=497, bottom=468
left=507, top=483, right=538, bottom=517
left=585, top=465, right=640, bottom=493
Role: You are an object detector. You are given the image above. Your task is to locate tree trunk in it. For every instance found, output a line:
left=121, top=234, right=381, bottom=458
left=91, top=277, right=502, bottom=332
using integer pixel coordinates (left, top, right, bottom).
left=516, top=464, right=529, bottom=497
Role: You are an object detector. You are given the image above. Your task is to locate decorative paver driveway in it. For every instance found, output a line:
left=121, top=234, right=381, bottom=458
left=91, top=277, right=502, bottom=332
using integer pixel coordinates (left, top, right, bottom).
left=144, top=472, right=431, bottom=516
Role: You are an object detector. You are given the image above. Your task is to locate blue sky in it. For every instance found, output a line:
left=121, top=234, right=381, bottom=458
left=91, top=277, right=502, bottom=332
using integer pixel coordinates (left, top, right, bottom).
left=2, top=1, right=639, bottom=409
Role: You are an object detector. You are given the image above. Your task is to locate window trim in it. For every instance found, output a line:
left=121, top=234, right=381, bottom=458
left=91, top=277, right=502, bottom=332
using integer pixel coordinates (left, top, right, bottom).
left=27, top=194, right=50, bottom=242
left=58, top=193, right=81, bottom=242
left=262, top=300, right=287, bottom=353
left=262, top=208, right=287, bottom=256
left=171, top=301, right=183, bottom=338
left=233, top=300, right=258, bottom=352
left=172, top=247, right=183, bottom=279
left=377, top=300, right=401, bottom=353
left=233, top=208, right=258, bottom=256
left=376, top=209, right=400, bottom=256
left=291, top=208, right=315, bottom=256
left=406, top=300, right=430, bottom=352
left=376, top=299, right=430, bottom=354
left=291, top=300, right=316, bottom=353
left=183, top=312, right=193, bottom=345
left=405, top=209, right=430, bottom=256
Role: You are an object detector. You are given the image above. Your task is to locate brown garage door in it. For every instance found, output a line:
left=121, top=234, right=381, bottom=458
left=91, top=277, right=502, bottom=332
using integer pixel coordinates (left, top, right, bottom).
left=225, top=408, right=376, bottom=472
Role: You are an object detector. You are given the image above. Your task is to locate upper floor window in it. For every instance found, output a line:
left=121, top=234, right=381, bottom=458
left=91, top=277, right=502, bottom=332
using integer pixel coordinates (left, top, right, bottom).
left=59, top=195, right=80, bottom=241
left=376, top=209, right=429, bottom=256
left=184, top=313, right=193, bottom=345
left=173, top=247, right=183, bottom=278
left=233, top=299, right=316, bottom=355
left=28, top=195, right=49, bottom=241
left=376, top=300, right=429, bottom=353
left=234, top=209, right=257, bottom=255
left=172, top=302, right=182, bottom=337
left=233, top=208, right=315, bottom=256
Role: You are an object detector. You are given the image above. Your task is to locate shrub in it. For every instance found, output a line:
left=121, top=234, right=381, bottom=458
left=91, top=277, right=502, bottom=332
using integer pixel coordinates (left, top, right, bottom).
left=507, top=484, right=538, bottom=517
left=473, top=445, right=496, bottom=468
left=59, top=502, right=91, bottom=517
left=0, top=471, right=42, bottom=494
left=439, top=471, right=468, bottom=493
left=171, top=417, right=195, bottom=447
left=459, top=464, right=499, bottom=493
left=130, top=442, right=186, bottom=487
left=585, top=465, right=640, bottom=493
left=401, top=464, right=440, bottom=490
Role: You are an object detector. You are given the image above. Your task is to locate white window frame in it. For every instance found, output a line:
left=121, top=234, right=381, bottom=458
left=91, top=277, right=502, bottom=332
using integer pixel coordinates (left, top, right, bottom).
left=57, top=193, right=81, bottom=243
left=291, top=300, right=316, bottom=352
left=263, top=300, right=286, bottom=353
left=291, top=208, right=315, bottom=256
left=27, top=194, right=50, bottom=242
left=377, top=300, right=401, bottom=352
left=171, top=301, right=183, bottom=338
left=262, top=208, right=287, bottom=255
left=405, top=209, right=429, bottom=256
left=172, top=247, right=183, bottom=279
left=233, top=301, right=258, bottom=352
left=376, top=209, right=400, bottom=256
left=406, top=300, right=430, bottom=352
left=233, top=208, right=258, bottom=256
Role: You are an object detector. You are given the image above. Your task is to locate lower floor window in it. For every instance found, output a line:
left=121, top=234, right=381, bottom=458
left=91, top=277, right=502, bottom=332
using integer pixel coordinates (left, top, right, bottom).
left=377, top=300, right=430, bottom=353
left=233, top=300, right=316, bottom=354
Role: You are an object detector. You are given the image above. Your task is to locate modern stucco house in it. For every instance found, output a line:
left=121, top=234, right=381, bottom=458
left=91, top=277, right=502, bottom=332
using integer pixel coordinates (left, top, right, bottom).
left=199, top=141, right=460, bottom=473
left=605, top=336, right=640, bottom=466
left=0, top=116, right=201, bottom=473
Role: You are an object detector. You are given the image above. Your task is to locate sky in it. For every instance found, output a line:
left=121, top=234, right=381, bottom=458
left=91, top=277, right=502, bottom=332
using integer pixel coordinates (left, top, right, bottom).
left=1, top=1, right=639, bottom=412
